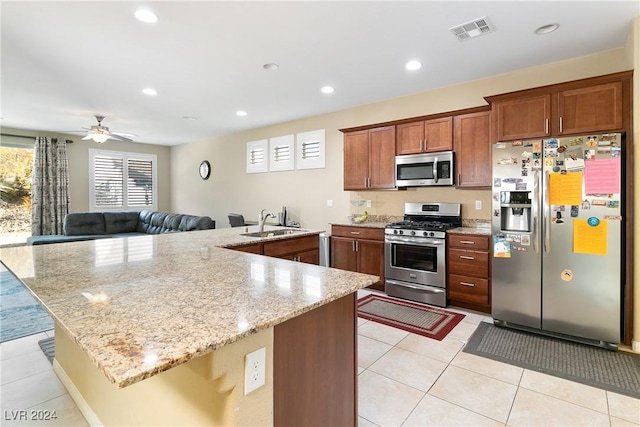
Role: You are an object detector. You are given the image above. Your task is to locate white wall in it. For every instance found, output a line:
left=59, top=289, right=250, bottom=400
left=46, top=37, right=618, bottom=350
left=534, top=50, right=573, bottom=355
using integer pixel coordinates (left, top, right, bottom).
left=0, top=129, right=172, bottom=213
left=170, top=47, right=631, bottom=231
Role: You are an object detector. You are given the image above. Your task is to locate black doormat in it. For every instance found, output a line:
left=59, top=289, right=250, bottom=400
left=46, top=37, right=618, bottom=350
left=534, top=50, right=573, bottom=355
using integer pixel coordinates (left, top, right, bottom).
left=38, top=336, right=55, bottom=364
left=463, top=322, right=640, bottom=399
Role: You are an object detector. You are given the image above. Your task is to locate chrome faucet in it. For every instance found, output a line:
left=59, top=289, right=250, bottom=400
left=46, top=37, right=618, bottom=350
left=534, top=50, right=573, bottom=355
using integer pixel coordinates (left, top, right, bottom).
left=258, top=209, right=276, bottom=234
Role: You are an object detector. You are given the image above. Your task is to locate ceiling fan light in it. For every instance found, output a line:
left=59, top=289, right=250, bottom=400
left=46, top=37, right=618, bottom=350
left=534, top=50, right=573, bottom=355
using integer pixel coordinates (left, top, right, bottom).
left=90, top=133, right=110, bottom=143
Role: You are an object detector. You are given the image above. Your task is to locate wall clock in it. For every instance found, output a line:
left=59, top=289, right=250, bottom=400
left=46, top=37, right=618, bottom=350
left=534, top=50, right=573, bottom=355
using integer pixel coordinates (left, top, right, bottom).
left=199, top=160, right=211, bottom=180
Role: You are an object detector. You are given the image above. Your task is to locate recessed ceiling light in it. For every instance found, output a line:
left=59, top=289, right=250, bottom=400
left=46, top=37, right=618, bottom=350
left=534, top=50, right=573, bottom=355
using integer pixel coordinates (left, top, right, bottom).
left=236, top=111, right=247, bottom=117
left=405, top=60, right=422, bottom=71
left=135, top=9, right=159, bottom=24
left=321, top=86, right=334, bottom=94
left=534, top=23, right=559, bottom=35
left=263, top=63, right=279, bottom=71
left=142, top=88, right=158, bottom=96
left=181, top=116, right=198, bottom=121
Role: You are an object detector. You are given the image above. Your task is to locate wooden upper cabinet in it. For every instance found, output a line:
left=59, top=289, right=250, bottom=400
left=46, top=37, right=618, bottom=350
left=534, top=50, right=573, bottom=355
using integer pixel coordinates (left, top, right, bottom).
left=368, top=126, right=396, bottom=189
left=425, top=117, right=453, bottom=152
left=557, top=82, right=623, bottom=135
left=343, top=126, right=395, bottom=190
left=343, top=130, right=369, bottom=190
left=396, top=117, right=452, bottom=154
left=454, top=111, right=491, bottom=188
left=493, top=94, right=551, bottom=141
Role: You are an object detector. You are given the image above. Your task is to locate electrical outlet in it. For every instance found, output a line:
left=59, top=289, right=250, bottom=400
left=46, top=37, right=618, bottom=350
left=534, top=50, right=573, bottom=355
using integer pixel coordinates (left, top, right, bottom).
left=366, top=200, right=372, bottom=208
left=326, top=199, right=333, bottom=207
left=244, top=347, right=266, bottom=395
left=475, top=200, right=482, bottom=210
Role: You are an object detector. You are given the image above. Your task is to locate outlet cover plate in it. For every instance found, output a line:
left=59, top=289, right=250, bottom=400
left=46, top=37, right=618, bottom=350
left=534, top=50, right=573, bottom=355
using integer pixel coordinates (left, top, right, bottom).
left=244, top=347, right=266, bottom=395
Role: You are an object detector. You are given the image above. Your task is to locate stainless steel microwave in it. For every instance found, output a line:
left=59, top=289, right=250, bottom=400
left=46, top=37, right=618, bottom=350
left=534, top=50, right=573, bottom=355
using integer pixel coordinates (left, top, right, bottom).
left=395, top=151, right=454, bottom=187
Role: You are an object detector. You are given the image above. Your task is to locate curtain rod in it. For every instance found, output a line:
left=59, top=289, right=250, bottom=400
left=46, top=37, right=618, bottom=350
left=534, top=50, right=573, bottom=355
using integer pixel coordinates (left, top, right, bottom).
left=1, top=133, right=73, bottom=143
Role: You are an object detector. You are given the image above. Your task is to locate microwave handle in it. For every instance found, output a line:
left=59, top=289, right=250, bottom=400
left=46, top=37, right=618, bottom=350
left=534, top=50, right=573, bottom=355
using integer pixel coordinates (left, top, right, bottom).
left=433, top=157, right=438, bottom=184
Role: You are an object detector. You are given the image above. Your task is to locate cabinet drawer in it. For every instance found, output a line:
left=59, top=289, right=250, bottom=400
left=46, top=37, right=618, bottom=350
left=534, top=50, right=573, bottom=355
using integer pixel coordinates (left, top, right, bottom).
left=264, top=235, right=319, bottom=257
left=232, top=243, right=263, bottom=254
left=448, top=249, right=489, bottom=277
left=448, top=274, right=489, bottom=305
left=448, top=234, right=489, bottom=250
left=331, top=225, right=384, bottom=241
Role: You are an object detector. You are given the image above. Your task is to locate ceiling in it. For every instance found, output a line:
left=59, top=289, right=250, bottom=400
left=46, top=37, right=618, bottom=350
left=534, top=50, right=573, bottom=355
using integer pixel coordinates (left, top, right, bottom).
left=1, top=1, right=638, bottom=146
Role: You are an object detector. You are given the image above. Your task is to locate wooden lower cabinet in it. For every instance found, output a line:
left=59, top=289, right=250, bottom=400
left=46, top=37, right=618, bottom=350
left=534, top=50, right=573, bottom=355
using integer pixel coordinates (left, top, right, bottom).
left=331, top=225, right=385, bottom=291
left=447, top=233, right=491, bottom=313
left=230, top=234, right=320, bottom=264
left=274, top=293, right=357, bottom=426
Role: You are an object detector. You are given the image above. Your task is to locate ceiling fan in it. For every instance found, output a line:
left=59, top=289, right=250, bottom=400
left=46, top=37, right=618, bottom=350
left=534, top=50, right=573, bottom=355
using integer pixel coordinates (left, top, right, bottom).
left=80, top=115, right=136, bottom=143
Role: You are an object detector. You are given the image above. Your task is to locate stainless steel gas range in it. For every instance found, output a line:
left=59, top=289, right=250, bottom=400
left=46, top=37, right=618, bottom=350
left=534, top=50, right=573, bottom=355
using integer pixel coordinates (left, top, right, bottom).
left=385, top=202, right=461, bottom=307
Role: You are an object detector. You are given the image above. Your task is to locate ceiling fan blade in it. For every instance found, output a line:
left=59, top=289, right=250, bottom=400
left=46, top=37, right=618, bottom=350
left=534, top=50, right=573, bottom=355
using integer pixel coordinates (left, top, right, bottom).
left=107, top=133, right=133, bottom=142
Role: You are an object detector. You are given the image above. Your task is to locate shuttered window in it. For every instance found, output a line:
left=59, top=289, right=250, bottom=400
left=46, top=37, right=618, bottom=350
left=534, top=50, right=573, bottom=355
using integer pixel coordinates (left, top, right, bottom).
left=246, top=139, right=268, bottom=173
left=296, top=129, right=325, bottom=169
left=90, top=149, right=157, bottom=211
left=269, top=134, right=294, bottom=171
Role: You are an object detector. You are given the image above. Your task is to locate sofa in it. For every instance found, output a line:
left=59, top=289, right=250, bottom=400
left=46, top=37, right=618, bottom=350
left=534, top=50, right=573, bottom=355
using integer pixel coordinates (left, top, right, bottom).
left=27, top=210, right=215, bottom=245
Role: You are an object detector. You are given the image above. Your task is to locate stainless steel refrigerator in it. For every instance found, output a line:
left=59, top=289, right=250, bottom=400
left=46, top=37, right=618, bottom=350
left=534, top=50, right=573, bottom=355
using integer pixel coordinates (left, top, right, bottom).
left=491, top=133, right=623, bottom=348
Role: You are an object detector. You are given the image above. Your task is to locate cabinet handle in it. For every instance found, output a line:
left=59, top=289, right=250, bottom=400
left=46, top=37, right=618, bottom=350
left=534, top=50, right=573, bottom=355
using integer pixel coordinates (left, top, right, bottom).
left=459, top=240, right=476, bottom=245
left=350, top=231, right=361, bottom=235
left=559, top=117, right=563, bottom=133
left=364, top=177, right=367, bottom=188
left=460, top=255, right=475, bottom=260
left=422, top=138, right=427, bottom=152
left=545, top=118, right=549, bottom=135
left=355, top=240, right=359, bottom=252
left=460, top=282, right=475, bottom=287
left=352, top=240, right=356, bottom=252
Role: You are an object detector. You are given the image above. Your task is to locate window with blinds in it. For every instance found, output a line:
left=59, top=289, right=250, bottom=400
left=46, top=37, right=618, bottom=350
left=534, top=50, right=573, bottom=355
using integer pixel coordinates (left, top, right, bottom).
left=296, top=129, right=325, bottom=169
left=269, top=134, right=294, bottom=171
left=246, top=139, right=268, bottom=173
left=89, top=149, right=157, bottom=211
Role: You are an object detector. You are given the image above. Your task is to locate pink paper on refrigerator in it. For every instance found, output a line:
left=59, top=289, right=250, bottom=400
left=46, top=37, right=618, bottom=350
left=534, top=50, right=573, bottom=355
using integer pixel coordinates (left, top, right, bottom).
left=584, top=158, right=620, bottom=194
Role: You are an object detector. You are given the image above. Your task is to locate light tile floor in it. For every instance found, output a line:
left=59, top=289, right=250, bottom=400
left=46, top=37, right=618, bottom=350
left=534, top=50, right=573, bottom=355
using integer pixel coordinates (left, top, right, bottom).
left=1, top=290, right=638, bottom=426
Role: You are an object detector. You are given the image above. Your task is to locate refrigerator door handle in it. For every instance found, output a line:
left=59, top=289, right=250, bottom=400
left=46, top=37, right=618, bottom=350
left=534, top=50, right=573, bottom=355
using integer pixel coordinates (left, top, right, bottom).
left=532, top=170, right=539, bottom=253
left=544, top=170, right=551, bottom=253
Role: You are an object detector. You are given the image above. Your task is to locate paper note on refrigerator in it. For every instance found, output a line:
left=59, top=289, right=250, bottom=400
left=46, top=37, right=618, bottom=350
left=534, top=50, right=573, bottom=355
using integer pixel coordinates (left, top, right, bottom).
left=584, top=158, right=620, bottom=194
left=573, top=219, right=607, bottom=255
left=549, top=172, right=582, bottom=205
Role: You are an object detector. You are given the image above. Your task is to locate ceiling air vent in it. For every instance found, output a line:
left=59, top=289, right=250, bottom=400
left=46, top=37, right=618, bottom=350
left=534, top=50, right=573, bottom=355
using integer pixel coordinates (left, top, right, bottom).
left=449, top=16, right=494, bottom=42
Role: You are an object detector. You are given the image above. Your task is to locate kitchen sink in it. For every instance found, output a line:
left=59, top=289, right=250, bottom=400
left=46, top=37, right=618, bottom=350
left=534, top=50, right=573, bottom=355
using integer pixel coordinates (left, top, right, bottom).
left=241, top=229, right=307, bottom=238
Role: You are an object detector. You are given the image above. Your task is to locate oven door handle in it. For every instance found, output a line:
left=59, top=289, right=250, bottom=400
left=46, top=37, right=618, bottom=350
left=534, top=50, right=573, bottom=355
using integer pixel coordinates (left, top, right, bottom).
left=386, top=279, right=445, bottom=293
left=385, top=236, right=444, bottom=245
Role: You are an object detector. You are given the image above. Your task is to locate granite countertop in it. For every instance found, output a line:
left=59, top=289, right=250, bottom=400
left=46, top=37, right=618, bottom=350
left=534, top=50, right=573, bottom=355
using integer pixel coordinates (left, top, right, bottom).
left=448, top=226, right=492, bottom=236
left=0, top=226, right=378, bottom=388
left=331, top=221, right=389, bottom=229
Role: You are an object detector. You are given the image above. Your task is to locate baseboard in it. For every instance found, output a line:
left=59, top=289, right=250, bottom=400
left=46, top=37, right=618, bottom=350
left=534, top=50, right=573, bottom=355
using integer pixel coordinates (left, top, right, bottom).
left=52, top=359, right=103, bottom=427
left=633, top=340, right=640, bottom=354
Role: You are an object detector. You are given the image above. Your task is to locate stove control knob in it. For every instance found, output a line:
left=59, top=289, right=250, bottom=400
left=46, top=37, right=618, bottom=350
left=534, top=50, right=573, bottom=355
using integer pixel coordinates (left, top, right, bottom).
left=399, top=230, right=403, bottom=235
left=393, top=229, right=398, bottom=234
left=429, top=232, right=435, bottom=237
left=411, top=230, right=416, bottom=236
left=422, top=231, right=428, bottom=237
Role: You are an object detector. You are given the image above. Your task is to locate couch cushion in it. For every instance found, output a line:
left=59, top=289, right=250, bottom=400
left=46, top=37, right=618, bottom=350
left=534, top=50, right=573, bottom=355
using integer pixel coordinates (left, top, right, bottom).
left=64, top=213, right=106, bottom=236
left=137, top=210, right=213, bottom=234
left=104, top=211, right=140, bottom=234
left=178, top=214, right=213, bottom=231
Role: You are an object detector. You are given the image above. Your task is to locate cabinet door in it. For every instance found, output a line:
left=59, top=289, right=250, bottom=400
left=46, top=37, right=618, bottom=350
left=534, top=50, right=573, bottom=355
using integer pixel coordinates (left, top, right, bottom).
left=297, top=249, right=319, bottom=265
left=396, top=121, right=425, bottom=155
left=558, top=82, right=623, bottom=135
left=330, top=237, right=357, bottom=272
left=454, top=111, right=491, bottom=187
left=425, top=117, right=453, bottom=152
left=368, top=126, right=396, bottom=189
left=343, top=130, right=369, bottom=190
left=356, top=239, right=384, bottom=291
left=494, top=94, right=551, bottom=140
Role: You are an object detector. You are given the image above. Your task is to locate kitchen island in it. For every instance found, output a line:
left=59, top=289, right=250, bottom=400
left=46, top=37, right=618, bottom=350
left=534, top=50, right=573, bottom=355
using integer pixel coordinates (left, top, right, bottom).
left=0, top=226, right=379, bottom=426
